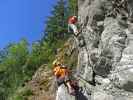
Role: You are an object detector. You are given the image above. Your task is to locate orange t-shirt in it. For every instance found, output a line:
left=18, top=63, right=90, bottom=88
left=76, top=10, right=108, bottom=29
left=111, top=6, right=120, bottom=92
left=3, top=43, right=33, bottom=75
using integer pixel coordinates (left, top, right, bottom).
left=53, top=66, right=69, bottom=78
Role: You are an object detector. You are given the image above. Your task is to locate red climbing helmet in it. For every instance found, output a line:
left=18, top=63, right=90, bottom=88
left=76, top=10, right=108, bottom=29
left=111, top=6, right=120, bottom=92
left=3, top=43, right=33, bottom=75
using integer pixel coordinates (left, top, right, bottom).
left=68, top=16, right=78, bottom=24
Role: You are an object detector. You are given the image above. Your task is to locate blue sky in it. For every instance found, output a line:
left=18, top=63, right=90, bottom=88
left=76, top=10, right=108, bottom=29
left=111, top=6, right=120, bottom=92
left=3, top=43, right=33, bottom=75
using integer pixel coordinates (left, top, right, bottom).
left=0, top=0, right=57, bottom=48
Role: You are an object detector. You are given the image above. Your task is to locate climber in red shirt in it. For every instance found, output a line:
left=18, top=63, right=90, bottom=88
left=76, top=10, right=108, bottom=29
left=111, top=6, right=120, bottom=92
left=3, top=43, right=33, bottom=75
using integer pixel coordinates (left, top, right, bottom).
left=68, top=16, right=86, bottom=47
left=68, top=16, right=79, bottom=36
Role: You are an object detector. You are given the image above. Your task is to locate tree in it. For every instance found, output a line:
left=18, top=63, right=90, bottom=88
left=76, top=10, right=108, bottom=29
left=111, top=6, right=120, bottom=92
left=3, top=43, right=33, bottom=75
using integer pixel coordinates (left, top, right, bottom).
left=68, top=0, right=78, bottom=16
left=45, top=0, right=68, bottom=42
left=0, top=39, right=29, bottom=100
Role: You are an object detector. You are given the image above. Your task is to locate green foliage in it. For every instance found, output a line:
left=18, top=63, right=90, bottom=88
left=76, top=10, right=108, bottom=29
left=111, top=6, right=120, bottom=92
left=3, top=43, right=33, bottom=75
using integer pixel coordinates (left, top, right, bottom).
left=68, top=0, right=78, bottom=15
left=0, top=39, right=30, bottom=99
left=9, top=86, right=33, bottom=100
left=45, top=0, right=69, bottom=42
left=43, top=0, right=71, bottom=68
left=0, top=0, right=78, bottom=99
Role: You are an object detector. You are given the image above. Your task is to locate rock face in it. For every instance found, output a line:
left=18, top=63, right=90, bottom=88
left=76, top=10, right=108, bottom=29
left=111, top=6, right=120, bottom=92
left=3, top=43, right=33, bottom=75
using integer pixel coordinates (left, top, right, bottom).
left=25, top=64, right=55, bottom=100
left=115, top=30, right=133, bottom=90
left=76, top=0, right=133, bottom=100
left=55, top=0, right=133, bottom=100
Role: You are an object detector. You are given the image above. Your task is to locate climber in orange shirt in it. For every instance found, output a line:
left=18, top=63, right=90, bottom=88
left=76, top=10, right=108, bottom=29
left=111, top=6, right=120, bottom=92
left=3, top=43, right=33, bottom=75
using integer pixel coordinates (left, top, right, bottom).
left=68, top=16, right=79, bottom=36
left=53, top=60, right=75, bottom=95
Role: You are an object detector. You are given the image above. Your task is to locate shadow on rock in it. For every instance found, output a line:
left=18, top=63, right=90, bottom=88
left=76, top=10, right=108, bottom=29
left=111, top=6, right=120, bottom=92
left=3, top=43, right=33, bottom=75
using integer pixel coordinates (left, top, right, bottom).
left=122, top=81, right=133, bottom=92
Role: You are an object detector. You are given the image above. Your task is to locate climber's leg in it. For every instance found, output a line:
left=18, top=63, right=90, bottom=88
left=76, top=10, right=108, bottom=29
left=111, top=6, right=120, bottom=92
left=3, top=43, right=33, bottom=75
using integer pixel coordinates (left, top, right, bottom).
left=68, top=24, right=79, bottom=36
left=56, top=84, right=72, bottom=100
left=56, top=86, right=62, bottom=100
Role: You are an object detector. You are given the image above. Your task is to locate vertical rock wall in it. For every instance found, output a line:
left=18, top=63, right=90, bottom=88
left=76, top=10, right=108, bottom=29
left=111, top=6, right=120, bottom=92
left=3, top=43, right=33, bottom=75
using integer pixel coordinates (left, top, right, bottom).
left=77, top=0, right=133, bottom=99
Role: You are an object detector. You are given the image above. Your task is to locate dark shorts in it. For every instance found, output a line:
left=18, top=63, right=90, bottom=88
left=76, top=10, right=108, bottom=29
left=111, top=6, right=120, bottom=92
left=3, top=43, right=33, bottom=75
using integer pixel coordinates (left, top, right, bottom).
left=56, top=76, right=70, bottom=86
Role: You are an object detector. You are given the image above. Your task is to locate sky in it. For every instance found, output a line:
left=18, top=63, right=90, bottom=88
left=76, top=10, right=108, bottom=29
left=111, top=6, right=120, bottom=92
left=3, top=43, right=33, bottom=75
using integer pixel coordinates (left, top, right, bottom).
left=0, top=0, right=57, bottom=48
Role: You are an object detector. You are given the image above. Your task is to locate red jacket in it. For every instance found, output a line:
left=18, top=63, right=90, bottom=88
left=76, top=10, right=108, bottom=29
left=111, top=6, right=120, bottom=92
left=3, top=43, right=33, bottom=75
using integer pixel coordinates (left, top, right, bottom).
left=68, top=16, right=77, bottom=24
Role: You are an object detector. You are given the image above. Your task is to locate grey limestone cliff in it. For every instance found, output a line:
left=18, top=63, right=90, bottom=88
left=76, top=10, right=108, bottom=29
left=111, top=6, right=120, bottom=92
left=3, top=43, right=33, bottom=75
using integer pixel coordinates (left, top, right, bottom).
left=77, top=0, right=133, bottom=100
left=56, top=0, right=133, bottom=100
